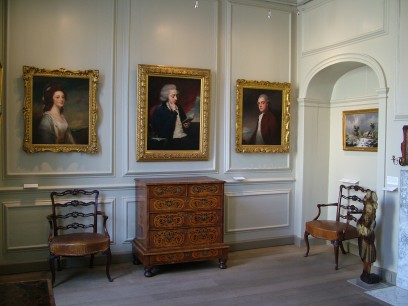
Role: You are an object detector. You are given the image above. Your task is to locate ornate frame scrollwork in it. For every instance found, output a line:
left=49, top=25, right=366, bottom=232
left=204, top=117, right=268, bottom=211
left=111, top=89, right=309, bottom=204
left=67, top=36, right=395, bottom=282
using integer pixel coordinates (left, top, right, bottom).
left=22, top=66, right=99, bottom=153
left=342, top=108, right=378, bottom=152
left=235, top=79, right=291, bottom=153
left=136, top=64, right=211, bottom=161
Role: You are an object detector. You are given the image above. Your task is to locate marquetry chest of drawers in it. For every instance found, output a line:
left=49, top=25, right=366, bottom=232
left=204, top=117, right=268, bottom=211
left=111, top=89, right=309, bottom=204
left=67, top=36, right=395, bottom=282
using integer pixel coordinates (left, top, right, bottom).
left=132, top=176, right=229, bottom=277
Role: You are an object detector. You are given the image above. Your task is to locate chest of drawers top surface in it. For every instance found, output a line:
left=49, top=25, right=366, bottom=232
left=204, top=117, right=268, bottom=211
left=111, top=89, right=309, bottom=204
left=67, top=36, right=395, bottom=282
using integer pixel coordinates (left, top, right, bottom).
left=135, top=176, right=224, bottom=186
left=135, top=177, right=225, bottom=197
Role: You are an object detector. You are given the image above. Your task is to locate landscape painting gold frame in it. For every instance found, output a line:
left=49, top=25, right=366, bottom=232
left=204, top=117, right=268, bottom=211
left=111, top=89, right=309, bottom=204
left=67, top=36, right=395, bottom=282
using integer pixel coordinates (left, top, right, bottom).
left=235, top=79, right=290, bottom=153
left=136, top=64, right=210, bottom=161
left=342, top=108, right=378, bottom=152
left=23, top=66, right=99, bottom=153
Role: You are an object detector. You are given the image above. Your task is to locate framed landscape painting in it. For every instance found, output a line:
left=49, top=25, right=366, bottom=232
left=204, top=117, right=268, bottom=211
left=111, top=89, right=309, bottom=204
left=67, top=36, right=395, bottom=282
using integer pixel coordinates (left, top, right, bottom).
left=136, top=64, right=211, bottom=161
left=343, top=108, right=378, bottom=152
left=22, top=66, right=99, bottom=153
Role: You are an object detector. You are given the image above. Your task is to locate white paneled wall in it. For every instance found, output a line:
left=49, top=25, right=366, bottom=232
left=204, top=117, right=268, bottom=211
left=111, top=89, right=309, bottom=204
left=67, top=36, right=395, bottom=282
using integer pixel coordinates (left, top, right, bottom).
left=0, top=0, right=295, bottom=268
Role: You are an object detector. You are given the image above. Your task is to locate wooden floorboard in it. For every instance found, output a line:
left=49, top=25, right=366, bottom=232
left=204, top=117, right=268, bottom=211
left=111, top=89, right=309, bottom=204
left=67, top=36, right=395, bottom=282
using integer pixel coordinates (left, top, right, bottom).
left=0, top=245, right=391, bottom=306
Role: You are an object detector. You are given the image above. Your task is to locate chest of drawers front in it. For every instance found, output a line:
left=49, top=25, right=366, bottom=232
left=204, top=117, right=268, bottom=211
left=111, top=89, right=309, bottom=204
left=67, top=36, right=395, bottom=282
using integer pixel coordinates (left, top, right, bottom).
left=132, top=177, right=229, bottom=277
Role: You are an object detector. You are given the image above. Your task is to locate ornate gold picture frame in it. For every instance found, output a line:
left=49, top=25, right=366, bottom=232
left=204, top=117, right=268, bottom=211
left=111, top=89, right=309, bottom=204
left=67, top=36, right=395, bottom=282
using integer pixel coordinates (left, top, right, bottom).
left=0, top=62, right=3, bottom=123
left=136, top=64, right=210, bottom=161
left=342, top=108, right=378, bottom=152
left=235, top=79, right=290, bottom=153
left=23, top=66, right=99, bottom=153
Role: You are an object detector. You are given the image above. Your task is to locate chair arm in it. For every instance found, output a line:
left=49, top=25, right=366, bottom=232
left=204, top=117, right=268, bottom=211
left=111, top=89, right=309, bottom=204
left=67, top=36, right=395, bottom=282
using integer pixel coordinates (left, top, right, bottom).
left=313, top=202, right=338, bottom=220
left=97, top=211, right=110, bottom=237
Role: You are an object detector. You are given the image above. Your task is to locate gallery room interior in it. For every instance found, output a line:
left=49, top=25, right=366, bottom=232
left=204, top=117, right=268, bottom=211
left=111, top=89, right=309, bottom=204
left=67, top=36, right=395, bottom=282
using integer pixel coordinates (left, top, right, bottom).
left=0, top=0, right=407, bottom=304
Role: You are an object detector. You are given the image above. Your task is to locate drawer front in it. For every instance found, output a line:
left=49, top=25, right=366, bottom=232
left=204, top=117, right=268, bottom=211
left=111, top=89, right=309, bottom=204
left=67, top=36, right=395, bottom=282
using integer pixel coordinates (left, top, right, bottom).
left=150, top=211, right=222, bottom=229
left=188, top=227, right=222, bottom=245
left=150, top=230, right=186, bottom=248
left=149, top=184, right=186, bottom=197
left=188, top=183, right=223, bottom=196
left=150, top=248, right=223, bottom=265
left=149, top=227, right=222, bottom=248
left=150, top=197, right=186, bottom=212
left=150, top=213, right=185, bottom=229
left=187, top=211, right=221, bottom=227
left=188, top=196, right=222, bottom=210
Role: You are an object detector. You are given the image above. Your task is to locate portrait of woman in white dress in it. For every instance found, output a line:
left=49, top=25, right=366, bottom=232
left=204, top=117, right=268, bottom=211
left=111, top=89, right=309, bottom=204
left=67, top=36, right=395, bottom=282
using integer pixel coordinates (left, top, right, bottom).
left=37, top=82, right=75, bottom=144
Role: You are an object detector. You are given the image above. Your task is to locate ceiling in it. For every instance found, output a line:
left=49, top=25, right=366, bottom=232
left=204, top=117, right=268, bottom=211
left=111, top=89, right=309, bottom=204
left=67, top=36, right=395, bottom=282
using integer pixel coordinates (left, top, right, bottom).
left=263, top=0, right=314, bottom=6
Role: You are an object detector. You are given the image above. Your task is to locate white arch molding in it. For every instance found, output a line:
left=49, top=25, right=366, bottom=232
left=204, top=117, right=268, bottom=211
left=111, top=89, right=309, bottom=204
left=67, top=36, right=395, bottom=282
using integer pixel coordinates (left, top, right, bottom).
left=300, top=53, right=387, bottom=99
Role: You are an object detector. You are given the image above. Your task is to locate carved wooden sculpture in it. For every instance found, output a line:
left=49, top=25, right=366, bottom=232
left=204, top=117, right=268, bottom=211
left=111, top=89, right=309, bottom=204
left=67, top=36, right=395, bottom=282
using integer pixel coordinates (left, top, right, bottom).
left=357, top=190, right=380, bottom=284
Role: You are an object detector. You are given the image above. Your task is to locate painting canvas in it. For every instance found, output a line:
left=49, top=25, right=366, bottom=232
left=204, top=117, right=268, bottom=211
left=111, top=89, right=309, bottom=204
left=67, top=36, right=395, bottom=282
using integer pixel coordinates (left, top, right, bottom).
left=343, top=108, right=378, bottom=152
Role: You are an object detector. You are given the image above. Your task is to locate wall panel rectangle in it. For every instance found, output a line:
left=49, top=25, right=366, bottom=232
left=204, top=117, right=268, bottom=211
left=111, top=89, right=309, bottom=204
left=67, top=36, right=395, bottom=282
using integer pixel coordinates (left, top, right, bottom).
left=301, top=0, right=387, bottom=55
left=225, top=190, right=290, bottom=233
left=4, top=201, right=50, bottom=251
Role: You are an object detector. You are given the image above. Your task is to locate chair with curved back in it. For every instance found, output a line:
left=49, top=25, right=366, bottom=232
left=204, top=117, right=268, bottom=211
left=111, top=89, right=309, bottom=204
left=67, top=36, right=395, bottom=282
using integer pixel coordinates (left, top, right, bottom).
left=47, top=189, right=113, bottom=286
left=304, top=184, right=371, bottom=270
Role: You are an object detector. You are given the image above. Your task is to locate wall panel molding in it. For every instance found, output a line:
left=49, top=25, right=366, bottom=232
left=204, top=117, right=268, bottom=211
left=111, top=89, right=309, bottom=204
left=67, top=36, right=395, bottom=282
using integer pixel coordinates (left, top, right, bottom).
left=225, top=189, right=290, bottom=233
left=124, top=197, right=136, bottom=242
left=3, top=196, right=115, bottom=252
left=3, top=200, right=50, bottom=252
left=301, top=0, right=388, bottom=56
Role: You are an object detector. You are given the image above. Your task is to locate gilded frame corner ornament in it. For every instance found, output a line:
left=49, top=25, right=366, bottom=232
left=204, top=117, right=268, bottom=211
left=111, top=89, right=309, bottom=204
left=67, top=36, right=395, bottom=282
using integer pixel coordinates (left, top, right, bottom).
left=0, top=62, right=3, bottom=121
left=136, top=64, right=211, bottom=161
left=235, top=79, right=291, bottom=153
left=342, top=108, right=378, bottom=152
left=22, top=66, right=99, bottom=153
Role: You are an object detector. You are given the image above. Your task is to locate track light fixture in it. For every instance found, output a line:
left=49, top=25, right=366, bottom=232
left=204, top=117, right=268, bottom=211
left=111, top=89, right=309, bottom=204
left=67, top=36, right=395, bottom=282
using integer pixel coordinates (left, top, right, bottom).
left=194, top=0, right=199, bottom=9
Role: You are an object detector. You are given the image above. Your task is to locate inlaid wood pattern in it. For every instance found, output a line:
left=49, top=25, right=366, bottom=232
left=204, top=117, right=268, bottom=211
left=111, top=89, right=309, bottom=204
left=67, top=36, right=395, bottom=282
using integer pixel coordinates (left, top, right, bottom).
left=150, top=185, right=186, bottom=197
left=189, top=196, right=221, bottom=209
left=151, top=198, right=185, bottom=211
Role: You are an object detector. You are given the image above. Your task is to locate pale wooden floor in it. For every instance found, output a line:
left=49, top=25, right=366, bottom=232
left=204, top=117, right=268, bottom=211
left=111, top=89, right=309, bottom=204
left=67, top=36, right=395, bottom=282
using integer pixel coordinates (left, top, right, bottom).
left=0, top=245, right=391, bottom=306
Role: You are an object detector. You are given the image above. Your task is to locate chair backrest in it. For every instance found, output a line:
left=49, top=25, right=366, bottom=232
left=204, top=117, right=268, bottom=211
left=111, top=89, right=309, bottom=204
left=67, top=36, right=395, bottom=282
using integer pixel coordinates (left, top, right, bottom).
left=50, top=189, right=100, bottom=237
left=336, top=184, right=371, bottom=223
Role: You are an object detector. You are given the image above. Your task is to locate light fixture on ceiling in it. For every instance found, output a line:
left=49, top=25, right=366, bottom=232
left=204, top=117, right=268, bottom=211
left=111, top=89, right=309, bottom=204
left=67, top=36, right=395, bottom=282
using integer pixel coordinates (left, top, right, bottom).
left=296, top=9, right=300, bottom=16
left=194, top=0, right=199, bottom=9
left=268, top=9, right=272, bottom=19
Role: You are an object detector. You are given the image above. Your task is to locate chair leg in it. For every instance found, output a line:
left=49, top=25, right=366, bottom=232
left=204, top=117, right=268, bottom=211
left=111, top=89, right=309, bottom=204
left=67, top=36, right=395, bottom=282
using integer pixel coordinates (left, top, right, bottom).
left=304, top=231, right=310, bottom=257
left=104, top=248, right=113, bottom=282
left=89, top=254, right=95, bottom=268
left=57, top=256, right=62, bottom=271
left=339, top=241, right=347, bottom=254
left=333, top=241, right=340, bottom=270
left=49, top=255, right=56, bottom=286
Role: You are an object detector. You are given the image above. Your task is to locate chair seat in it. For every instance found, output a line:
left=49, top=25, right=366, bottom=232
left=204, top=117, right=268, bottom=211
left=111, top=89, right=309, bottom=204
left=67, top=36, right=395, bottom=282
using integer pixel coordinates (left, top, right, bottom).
left=305, top=220, right=359, bottom=241
left=49, top=233, right=110, bottom=256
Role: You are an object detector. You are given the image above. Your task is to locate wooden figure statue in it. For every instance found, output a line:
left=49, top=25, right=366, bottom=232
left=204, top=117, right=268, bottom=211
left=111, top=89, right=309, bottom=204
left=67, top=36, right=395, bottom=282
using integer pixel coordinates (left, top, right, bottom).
left=357, top=190, right=381, bottom=284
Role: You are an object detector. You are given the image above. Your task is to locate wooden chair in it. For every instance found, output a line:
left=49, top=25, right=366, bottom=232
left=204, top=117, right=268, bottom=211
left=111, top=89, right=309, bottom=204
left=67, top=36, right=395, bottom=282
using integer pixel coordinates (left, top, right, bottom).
left=304, top=184, right=371, bottom=270
left=47, top=189, right=113, bottom=286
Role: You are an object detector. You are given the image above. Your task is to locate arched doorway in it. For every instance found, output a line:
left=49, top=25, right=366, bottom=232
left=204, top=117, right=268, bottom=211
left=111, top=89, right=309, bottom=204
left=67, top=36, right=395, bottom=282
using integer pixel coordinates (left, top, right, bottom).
left=295, top=53, right=388, bottom=241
